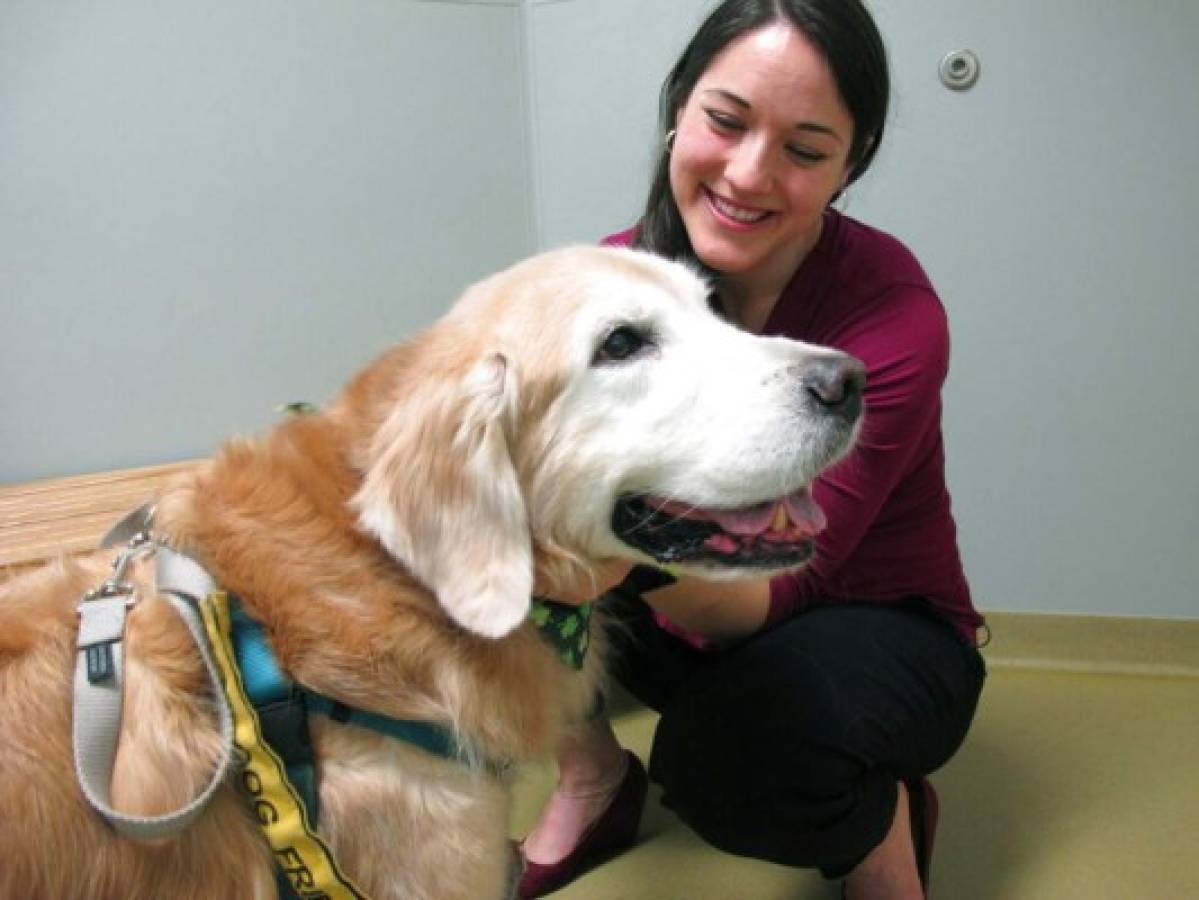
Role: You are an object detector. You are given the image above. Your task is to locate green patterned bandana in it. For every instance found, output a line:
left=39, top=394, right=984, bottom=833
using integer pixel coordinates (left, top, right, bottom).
left=529, top=598, right=592, bottom=670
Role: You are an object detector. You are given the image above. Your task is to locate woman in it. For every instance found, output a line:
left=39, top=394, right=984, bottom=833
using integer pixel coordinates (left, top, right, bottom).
left=520, top=2, right=986, bottom=898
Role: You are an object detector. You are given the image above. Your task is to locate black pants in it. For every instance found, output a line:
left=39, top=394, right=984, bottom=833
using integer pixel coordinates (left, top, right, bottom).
left=605, top=592, right=986, bottom=877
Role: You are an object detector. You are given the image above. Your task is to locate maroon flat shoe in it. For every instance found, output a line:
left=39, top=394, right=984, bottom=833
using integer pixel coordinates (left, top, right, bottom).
left=517, top=750, right=649, bottom=899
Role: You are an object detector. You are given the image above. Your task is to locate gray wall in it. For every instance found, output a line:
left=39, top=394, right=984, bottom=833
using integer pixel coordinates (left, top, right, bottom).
left=5, top=1, right=1197, bottom=621
left=2, top=0, right=534, bottom=480
left=857, top=1, right=1199, bottom=621
left=526, top=0, right=1199, bottom=619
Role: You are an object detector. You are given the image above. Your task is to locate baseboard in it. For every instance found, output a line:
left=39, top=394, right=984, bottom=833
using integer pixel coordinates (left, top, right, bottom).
left=981, top=610, right=1199, bottom=680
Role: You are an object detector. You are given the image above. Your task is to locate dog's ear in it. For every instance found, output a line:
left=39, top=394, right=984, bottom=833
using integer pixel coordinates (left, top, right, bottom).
left=353, top=350, right=533, bottom=638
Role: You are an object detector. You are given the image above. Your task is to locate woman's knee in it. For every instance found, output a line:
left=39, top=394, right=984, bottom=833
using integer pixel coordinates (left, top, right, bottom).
left=646, top=646, right=866, bottom=823
left=648, top=696, right=894, bottom=868
left=641, top=607, right=984, bottom=866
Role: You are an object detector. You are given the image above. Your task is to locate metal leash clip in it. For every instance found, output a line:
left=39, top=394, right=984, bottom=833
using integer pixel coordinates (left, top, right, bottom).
left=81, top=530, right=156, bottom=603
left=78, top=528, right=158, bottom=684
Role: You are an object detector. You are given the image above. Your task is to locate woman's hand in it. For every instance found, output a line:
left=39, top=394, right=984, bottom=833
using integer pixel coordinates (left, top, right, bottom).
left=641, top=574, right=772, bottom=643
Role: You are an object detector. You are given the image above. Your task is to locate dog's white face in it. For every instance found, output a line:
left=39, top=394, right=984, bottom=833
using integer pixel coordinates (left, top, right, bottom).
left=352, top=246, right=863, bottom=638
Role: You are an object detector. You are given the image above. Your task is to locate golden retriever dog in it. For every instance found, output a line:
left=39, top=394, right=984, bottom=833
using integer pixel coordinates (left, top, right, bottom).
left=0, top=246, right=864, bottom=900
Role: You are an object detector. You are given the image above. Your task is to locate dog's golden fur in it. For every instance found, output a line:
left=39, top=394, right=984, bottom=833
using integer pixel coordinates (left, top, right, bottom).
left=0, top=245, right=859, bottom=899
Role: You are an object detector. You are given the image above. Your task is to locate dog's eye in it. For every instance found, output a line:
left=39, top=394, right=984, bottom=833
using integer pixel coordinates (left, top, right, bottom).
left=595, top=325, right=651, bottom=363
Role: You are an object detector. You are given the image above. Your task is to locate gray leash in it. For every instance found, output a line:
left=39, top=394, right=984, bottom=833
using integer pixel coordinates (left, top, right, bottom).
left=72, top=506, right=237, bottom=840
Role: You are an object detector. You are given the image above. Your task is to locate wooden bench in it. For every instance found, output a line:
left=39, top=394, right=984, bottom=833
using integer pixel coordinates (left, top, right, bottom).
left=0, top=462, right=197, bottom=575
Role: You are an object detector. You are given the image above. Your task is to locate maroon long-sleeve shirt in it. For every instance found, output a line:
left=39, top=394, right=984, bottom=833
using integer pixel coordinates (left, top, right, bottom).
left=605, top=211, right=984, bottom=644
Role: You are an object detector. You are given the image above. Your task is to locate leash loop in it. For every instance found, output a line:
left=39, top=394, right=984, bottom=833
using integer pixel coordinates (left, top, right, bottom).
left=72, top=531, right=237, bottom=842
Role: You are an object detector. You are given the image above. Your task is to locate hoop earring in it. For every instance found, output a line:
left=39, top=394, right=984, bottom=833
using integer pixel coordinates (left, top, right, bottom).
left=664, top=129, right=677, bottom=154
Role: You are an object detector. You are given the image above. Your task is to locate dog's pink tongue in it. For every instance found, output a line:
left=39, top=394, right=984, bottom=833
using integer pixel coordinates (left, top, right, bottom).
left=709, top=487, right=827, bottom=538
left=708, top=500, right=776, bottom=536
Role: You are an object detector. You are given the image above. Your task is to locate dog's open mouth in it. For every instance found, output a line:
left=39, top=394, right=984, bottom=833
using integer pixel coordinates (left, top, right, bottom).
left=612, top=488, right=826, bottom=568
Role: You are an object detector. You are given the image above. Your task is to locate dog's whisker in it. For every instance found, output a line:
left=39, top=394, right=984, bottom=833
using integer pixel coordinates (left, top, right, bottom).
left=622, top=493, right=702, bottom=538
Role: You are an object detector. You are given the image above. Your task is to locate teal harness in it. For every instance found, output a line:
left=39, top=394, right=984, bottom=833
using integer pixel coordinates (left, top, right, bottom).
left=227, top=600, right=464, bottom=821
left=229, top=595, right=592, bottom=897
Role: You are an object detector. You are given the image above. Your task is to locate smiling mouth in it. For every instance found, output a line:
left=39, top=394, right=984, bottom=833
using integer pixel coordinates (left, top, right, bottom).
left=705, top=187, right=774, bottom=226
left=612, top=489, right=825, bottom=569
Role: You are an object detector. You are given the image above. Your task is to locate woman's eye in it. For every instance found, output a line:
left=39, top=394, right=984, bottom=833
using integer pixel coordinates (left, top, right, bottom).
left=705, top=108, right=742, bottom=132
left=705, top=108, right=825, bottom=164
left=596, top=326, right=651, bottom=363
left=787, top=145, right=827, bottom=164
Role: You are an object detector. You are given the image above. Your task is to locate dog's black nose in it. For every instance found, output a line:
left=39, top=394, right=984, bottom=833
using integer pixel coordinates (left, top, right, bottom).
left=802, top=355, right=866, bottom=422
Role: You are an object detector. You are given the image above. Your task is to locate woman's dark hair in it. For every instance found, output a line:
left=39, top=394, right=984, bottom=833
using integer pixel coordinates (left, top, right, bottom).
left=635, top=0, right=890, bottom=267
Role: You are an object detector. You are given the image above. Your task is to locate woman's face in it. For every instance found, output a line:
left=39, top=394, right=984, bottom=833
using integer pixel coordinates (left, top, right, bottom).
left=670, top=23, right=855, bottom=295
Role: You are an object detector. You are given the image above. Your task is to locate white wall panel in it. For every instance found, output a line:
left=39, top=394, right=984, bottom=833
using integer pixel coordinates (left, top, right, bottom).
left=1, top=0, right=534, bottom=480
left=526, top=0, right=713, bottom=245
left=854, top=0, right=1199, bottom=618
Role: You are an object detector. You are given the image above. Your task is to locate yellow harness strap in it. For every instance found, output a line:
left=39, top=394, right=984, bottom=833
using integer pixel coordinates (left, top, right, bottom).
left=199, top=590, right=368, bottom=900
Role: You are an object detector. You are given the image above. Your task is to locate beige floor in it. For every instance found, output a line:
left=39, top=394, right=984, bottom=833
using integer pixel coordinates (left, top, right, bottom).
left=511, top=663, right=1199, bottom=899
